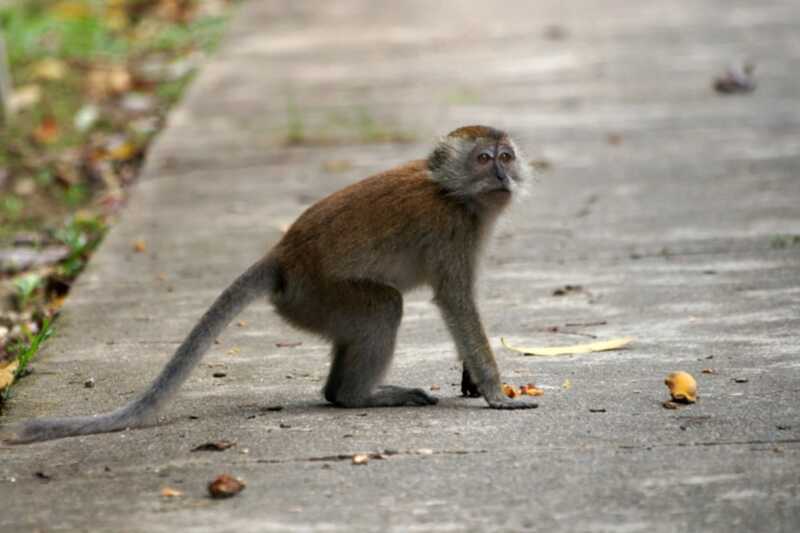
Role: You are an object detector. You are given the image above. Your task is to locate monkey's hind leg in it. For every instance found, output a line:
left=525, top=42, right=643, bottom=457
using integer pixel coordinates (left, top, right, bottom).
left=321, top=282, right=437, bottom=408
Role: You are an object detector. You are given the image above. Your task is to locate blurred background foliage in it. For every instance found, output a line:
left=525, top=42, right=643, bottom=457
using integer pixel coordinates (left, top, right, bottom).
left=0, top=0, right=235, bottom=384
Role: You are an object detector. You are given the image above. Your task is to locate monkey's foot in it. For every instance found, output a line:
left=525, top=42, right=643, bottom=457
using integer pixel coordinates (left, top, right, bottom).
left=486, top=397, right=539, bottom=410
left=371, top=385, right=439, bottom=407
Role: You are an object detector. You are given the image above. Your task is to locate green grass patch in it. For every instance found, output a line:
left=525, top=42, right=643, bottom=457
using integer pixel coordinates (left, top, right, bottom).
left=1, top=317, right=54, bottom=403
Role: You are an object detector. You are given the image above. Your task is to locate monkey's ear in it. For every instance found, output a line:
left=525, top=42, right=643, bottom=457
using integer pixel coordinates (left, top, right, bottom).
left=427, top=145, right=450, bottom=173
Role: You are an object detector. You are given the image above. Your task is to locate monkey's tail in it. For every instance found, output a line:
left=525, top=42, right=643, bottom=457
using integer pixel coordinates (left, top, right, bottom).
left=2, top=258, right=277, bottom=444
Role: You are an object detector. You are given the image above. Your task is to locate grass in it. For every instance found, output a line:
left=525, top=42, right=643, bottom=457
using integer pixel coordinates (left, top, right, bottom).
left=0, top=1, right=234, bottom=233
left=284, top=101, right=415, bottom=146
left=0, top=1, right=236, bottom=400
left=769, top=234, right=800, bottom=249
left=1, top=317, right=54, bottom=403
left=54, top=214, right=107, bottom=277
left=13, top=272, right=44, bottom=309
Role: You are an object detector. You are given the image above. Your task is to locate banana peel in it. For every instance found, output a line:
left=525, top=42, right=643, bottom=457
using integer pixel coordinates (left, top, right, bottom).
left=501, top=336, right=634, bottom=356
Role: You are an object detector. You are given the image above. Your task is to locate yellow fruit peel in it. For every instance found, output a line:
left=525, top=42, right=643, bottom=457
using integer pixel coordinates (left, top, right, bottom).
left=665, top=371, right=697, bottom=403
left=501, top=336, right=634, bottom=356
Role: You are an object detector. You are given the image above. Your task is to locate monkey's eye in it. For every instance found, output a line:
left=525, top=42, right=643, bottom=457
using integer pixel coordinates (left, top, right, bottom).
left=477, top=153, right=492, bottom=164
left=498, top=152, right=514, bottom=163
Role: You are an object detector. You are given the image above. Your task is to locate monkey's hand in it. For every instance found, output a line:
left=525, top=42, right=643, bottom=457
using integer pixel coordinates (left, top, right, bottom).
left=460, top=366, right=482, bottom=398
left=485, top=396, right=539, bottom=410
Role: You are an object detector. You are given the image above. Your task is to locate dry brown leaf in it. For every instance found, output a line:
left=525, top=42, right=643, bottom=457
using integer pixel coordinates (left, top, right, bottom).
left=208, top=474, right=245, bottom=499
left=0, top=360, right=19, bottom=391
left=132, top=239, right=146, bottom=253
left=32, top=118, right=60, bottom=144
left=32, top=58, right=67, bottom=81
left=107, top=140, right=137, bottom=161
left=9, top=85, right=42, bottom=112
left=52, top=1, right=92, bottom=20
left=87, top=65, right=132, bottom=98
left=501, top=336, right=634, bottom=356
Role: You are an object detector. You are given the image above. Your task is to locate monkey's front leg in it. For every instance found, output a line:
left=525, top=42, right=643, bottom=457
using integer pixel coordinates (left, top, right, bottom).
left=436, top=286, right=537, bottom=410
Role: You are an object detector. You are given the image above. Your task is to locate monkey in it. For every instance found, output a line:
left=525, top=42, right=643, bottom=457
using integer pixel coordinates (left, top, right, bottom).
left=2, top=125, right=537, bottom=444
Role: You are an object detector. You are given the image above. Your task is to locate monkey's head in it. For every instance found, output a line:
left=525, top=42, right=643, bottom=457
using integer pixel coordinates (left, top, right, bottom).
left=427, top=125, right=530, bottom=208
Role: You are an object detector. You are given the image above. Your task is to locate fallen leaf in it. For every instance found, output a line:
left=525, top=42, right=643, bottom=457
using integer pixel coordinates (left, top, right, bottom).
left=74, top=105, right=100, bottom=132
left=13, top=178, right=36, bottom=196
left=501, top=336, right=634, bottom=356
left=0, top=359, right=19, bottom=391
left=227, top=347, right=240, bottom=356
left=430, top=384, right=440, bottom=391
left=662, top=400, right=679, bottom=410
left=161, top=487, right=183, bottom=497
left=552, top=284, right=583, bottom=296
left=133, top=239, right=146, bottom=253
left=32, top=118, right=60, bottom=144
left=562, top=379, right=572, bottom=390
left=208, top=474, right=245, bottom=499
left=665, top=371, right=697, bottom=403
left=52, top=1, right=92, bottom=20
left=106, top=138, right=137, bottom=161
left=713, top=63, right=756, bottom=94
left=192, top=440, right=237, bottom=452
left=237, top=320, right=248, bottom=327
left=32, top=58, right=67, bottom=81
left=352, top=454, right=369, bottom=465
left=701, top=368, right=716, bottom=374
left=9, top=85, right=42, bottom=112
left=87, top=65, right=132, bottom=98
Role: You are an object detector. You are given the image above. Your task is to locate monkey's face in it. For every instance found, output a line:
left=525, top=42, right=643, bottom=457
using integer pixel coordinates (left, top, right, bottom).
left=462, top=139, right=527, bottom=204
left=428, top=127, right=531, bottom=207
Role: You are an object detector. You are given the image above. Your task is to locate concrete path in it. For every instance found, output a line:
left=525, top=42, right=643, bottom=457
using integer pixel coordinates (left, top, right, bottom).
left=3, top=1, right=800, bottom=531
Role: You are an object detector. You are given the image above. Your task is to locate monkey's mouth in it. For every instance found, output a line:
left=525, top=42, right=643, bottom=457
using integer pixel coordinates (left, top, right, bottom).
left=487, top=184, right=513, bottom=195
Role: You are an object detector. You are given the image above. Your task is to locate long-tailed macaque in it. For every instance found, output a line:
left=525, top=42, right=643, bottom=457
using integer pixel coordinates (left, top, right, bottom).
left=3, top=125, right=537, bottom=444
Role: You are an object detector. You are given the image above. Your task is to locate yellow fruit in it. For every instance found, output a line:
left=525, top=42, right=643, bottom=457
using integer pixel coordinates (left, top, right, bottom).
left=665, top=371, right=697, bottom=403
